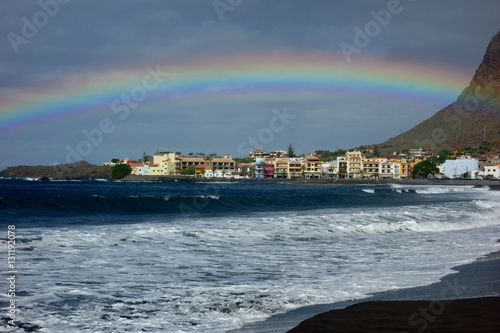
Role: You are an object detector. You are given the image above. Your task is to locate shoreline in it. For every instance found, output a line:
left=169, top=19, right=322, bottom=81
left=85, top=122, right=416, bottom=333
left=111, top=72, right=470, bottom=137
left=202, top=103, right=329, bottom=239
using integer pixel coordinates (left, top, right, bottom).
left=227, top=244, right=500, bottom=333
left=4, top=175, right=499, bottom=188
left=2, top=175, right=500, bottom=188
left=121, top=175, right=500, bottom=187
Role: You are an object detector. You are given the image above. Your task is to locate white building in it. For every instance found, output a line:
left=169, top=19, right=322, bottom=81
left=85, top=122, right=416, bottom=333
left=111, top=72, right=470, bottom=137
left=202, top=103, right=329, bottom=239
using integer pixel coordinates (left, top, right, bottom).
left=476, top=164, right=500, bottom=179
left=321, top=161, right=338, bottom=176
left=137, top=164, right=150, bottom=176
left=214, top=170, right=224, bottom=178
left=443, top=158, right=479, bottom=178
left=379, top=162, right=392, bottom=179
left=409, top=148, right=424, bottom=156
left=390, top=162, right=401, bottom=179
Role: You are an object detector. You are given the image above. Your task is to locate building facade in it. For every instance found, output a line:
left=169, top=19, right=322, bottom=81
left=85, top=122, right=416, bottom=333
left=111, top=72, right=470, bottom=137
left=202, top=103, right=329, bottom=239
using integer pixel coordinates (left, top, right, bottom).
left=443, top=158, right=479, bottom=178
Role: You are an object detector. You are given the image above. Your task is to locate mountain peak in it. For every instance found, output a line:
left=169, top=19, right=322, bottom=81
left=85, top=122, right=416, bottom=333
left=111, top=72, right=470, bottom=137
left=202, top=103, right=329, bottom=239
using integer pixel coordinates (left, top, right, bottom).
left=458, top=30, right=500, bottom=107
left=376, top=30, right=500, bottom=152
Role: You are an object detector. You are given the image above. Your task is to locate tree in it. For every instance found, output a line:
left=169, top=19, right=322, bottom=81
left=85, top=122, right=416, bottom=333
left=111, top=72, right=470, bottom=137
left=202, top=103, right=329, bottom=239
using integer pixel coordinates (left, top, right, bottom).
left=301, top=164, right=306, bottom=178
left=260, top=161, right=268, bottom=177
left=288, top=143, right=296, bottom=157
left=478, top=140, right=493, bottom=154
left=179, top=166, right=196, bottom=175
left=412, top=157, right=439, bottom=178
left=142, top=152, right=150, bottom=163
left=373, top=145, right=380, bottom=157
left=112, top=164, right=132, bottom=179
left=111, top=158, right=120, bottom=163
left=437, top=149, right=451, bottom=164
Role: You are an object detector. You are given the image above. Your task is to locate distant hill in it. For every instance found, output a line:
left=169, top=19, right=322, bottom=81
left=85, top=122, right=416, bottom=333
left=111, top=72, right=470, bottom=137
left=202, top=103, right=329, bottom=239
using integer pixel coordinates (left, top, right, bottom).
left=376, top=30, right=500, bottom=153
left=0, top=161, right=112, bottom=180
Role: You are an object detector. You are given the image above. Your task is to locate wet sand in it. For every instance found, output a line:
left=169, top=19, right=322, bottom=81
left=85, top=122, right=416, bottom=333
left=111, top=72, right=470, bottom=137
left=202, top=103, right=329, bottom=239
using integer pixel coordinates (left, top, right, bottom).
left=287, top=297, right=500, bottom=332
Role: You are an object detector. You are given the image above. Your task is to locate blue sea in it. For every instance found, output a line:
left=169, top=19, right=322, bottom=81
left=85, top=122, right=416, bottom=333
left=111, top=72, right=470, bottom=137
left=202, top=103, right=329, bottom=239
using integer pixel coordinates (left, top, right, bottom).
left=1, top=179, right=500, bottom=332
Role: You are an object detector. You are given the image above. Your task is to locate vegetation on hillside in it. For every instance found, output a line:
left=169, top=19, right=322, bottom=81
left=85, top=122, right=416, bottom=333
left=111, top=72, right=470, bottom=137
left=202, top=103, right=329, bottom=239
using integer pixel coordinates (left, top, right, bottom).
left=233, top=157, right=254, bottom=164
left=315, top=149, right=346, bottom=161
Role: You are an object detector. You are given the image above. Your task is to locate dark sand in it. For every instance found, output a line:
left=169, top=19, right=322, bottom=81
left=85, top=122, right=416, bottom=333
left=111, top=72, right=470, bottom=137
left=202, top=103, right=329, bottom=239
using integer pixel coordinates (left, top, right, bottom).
left=287, top=297, right=500, bottom=332
left=228, top=247, right=500, bottom=333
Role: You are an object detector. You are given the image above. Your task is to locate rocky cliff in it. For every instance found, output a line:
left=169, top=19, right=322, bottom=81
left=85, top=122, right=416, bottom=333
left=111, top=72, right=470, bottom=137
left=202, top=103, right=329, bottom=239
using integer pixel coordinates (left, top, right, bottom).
left=378, top=30, right=500, bottom=152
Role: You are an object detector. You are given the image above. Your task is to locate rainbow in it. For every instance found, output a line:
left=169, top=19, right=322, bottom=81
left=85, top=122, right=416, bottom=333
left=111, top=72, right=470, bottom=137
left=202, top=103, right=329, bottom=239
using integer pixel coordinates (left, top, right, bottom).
left=0, top=52, right=470, bottom=136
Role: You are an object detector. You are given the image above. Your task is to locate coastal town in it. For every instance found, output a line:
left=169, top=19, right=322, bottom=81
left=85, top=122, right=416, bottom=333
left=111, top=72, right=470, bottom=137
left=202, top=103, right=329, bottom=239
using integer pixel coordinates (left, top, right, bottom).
left=103, top=147, right=500, bottom=180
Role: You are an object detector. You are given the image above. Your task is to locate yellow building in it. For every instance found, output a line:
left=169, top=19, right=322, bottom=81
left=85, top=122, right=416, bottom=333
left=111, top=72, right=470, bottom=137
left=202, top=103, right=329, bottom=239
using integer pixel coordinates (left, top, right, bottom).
left=304, top=157, right=322, bottom=178
left=346, top=151, right=363, bottom=178
left=274, top=160, right=289, bottom=178
left=407, top=158, right=423, bottom=178
left=195, top=164, right=212, bottom=178
left=362, top=160, right=380, bottom=178
left=150, top=158, right=175, bottom=175
left=153, top=151, right=177, bottom=165
left=289, top=161, right=302, bottom=179
left=396, top=159, right=409, bottom=179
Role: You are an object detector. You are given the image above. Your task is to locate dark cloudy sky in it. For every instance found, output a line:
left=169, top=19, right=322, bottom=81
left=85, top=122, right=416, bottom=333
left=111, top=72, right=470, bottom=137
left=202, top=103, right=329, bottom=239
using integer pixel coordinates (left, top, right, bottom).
left=0, top=0, right=499, bottom=169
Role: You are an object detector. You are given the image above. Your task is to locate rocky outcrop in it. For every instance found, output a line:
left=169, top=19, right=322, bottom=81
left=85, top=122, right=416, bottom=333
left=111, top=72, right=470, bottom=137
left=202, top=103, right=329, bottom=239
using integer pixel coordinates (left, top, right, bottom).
left=0, top=161, right=112, bottom=180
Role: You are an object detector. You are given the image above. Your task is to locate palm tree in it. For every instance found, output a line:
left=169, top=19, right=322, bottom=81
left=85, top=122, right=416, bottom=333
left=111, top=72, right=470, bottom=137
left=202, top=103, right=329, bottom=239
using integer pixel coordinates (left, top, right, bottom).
left=260, top=161, right=268, bottom=178
left=301, top=164, right=306, bottom=179
left=250, top=167, right=256, bottom=178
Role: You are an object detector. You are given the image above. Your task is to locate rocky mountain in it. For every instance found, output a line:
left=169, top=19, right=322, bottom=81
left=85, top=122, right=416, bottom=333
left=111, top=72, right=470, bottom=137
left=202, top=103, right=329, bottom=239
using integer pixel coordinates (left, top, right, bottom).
left=377, top=30, right=500, bottom=153
left=0, top=161, right=112, bottom=180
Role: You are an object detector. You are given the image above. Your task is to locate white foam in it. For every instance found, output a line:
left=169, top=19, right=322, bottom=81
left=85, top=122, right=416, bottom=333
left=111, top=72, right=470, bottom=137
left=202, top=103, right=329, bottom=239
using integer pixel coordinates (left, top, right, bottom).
left=362, top=189, right=375, bottom=194
left=12, top=187, right=500, bottom=333
left=390, top=183, right=491, bottom=195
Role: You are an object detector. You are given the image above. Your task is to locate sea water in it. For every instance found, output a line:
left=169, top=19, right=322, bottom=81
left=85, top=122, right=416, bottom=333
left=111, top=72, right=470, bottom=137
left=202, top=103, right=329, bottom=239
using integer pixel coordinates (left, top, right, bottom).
left=1, top=180, right=499, bottom=332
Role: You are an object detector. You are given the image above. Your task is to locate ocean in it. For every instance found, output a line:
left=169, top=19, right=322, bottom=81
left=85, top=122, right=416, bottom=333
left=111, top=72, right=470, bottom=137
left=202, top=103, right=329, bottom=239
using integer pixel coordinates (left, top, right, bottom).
left=1, top=179, right=499, bottom=332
